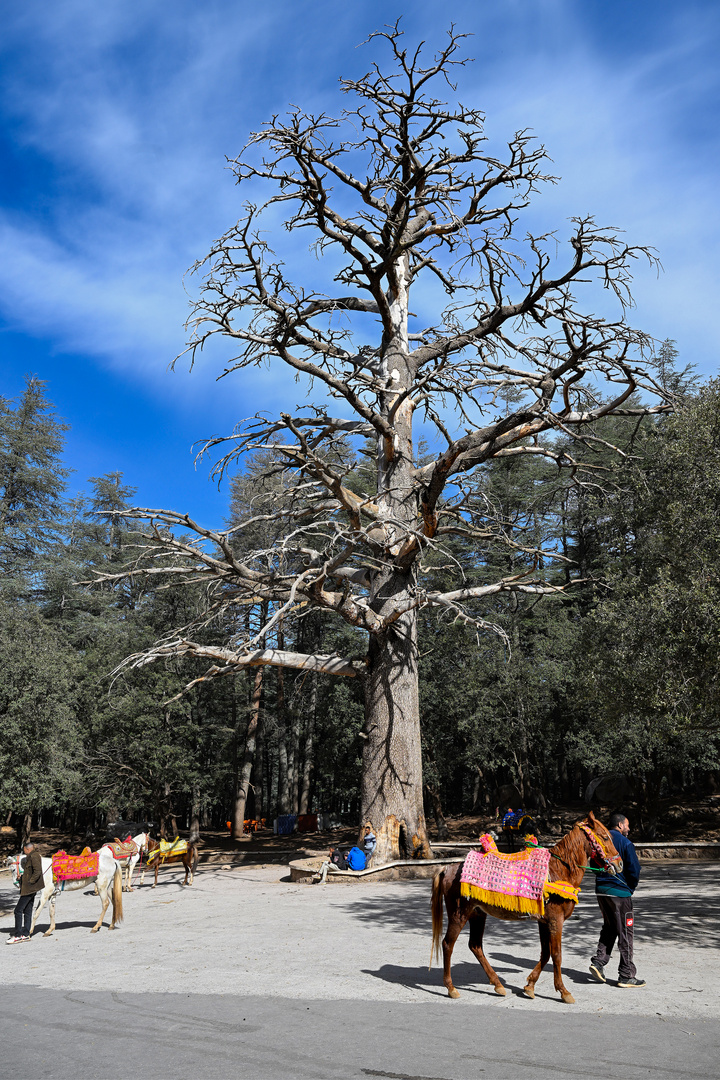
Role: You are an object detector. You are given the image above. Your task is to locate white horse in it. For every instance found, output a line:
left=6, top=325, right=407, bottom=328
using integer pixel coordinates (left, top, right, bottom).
left=7, top=849, right=123, bottom=936
left=99, top=832, right=150, bottom=892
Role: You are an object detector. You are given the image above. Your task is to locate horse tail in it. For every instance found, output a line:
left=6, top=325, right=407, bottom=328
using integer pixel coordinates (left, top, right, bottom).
left=112, top=863, right=124, bottom=925
left=429, top=869, right=445, bottom=969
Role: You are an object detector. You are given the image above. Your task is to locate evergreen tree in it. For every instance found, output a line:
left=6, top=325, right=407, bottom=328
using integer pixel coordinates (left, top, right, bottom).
left=0, top=376, right=69, bottom=595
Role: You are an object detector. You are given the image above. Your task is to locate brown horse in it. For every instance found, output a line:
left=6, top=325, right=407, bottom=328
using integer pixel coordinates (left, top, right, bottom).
left=139, top=837, right=198, bottom=888
left=430, top=811, right=621, bottom=1004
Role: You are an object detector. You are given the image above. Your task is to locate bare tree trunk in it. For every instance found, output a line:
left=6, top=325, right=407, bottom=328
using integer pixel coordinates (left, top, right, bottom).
left=277, top=665, right=290, bottom=815
left=18, top=810, right=32, bottom=846
left=254, top=700, right=265, bottom=822
left=426, top=782, right=450, bottom=841
left=169, top=785, right=179, bottom=839
left=233, top=665, right=263, bottom=836
left=290, top=703, right=301, bottom=814
left=190, top=783, right=200, bottom=843
left=361, top=608, right=431, bottom=863
left=298, top=674, right=317, bottom=816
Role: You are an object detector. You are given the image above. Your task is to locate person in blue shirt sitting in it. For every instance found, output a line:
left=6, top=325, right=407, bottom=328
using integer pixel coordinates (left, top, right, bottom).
left=589, top=811, right=646, bottom=988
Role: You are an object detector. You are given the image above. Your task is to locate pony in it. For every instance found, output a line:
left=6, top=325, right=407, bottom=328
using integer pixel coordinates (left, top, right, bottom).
left=430, top=811, right=622, bottom=1004
left=100, top=832, right=150, bottom=892
left=6, top=848, right=123, bottom=936
left=138, top=837, right=197, bottom=888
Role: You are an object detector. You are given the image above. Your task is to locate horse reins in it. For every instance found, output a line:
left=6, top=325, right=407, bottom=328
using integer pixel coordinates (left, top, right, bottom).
left=550, top=824, right=618, bottom=875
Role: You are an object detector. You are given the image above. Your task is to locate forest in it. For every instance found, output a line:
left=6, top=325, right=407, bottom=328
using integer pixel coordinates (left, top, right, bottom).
left=2, top=349, right=719, bottom=845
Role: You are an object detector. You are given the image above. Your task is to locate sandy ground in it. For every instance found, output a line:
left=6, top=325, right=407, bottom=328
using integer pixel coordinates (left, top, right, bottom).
left=1, top=860, right=718, bottom=1021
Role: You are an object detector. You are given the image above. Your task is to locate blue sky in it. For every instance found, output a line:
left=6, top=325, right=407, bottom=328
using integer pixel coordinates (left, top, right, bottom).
left=1, top=0, right=719, bottom=525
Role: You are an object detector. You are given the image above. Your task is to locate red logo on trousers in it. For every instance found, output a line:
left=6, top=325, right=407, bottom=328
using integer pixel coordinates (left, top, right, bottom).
left=626, top=916, right=634, bottom=926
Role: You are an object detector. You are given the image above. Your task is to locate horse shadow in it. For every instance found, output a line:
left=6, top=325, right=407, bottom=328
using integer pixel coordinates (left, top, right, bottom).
left=362, top=962, right=513, bottom=999
left=489, top=951, right=597, bottom=985
left=361, top=960, right=577, bottom=1002
left=31, top=919, right=116, bottom=934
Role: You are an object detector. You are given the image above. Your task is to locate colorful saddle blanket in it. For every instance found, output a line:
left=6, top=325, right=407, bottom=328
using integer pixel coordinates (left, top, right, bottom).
left=106, top=837, right=139, bottom=860
left=147, top=838, right=188, bottom=864
left=52, top=849, right=99, bottom=881
left=460, top=834, right=552, bottom=917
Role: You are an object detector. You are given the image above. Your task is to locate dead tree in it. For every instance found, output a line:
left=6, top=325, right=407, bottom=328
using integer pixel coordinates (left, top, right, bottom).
left=94, top=27, right=667, bottom=863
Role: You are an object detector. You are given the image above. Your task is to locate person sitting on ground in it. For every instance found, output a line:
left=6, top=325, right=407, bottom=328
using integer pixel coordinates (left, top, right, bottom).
left=589, top=811, right=645, bottom=988
left=8, top=841, right=44, bottom=944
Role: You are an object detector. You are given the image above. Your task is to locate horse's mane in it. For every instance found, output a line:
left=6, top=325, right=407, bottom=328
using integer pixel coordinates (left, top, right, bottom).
left=547, top=821, right=590, bottom=885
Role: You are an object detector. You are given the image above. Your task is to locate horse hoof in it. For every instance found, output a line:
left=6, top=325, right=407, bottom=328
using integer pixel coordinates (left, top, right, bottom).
left=90, top=928, right=99, bottom=934
left=494, top=984, right=506, bottom=997
left=523, top=986, right=535, bottom=999
left=448, top=988, right=461, bottom=999
left=43, top=931, right=52, bottom=938
left=561, top=993, right=576, bottom=1005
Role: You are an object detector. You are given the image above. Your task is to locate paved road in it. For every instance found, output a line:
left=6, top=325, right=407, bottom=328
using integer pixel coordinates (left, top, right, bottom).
left=1, top=862, right=718, bottom=1079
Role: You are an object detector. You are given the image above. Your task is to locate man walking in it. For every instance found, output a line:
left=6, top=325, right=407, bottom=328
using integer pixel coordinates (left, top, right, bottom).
left=590, top=812, right=646, bottom=988
left=7, top=841, right=44, bottom=944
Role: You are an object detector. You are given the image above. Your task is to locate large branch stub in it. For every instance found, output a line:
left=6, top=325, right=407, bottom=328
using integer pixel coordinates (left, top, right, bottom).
left=101, top=25, right=667, bottom=865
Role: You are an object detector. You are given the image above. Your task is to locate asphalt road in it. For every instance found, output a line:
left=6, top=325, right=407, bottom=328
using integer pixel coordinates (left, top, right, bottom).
left=1, top=986, right=718, bottom=1080
left=1, top=861, right=718, bottom=1079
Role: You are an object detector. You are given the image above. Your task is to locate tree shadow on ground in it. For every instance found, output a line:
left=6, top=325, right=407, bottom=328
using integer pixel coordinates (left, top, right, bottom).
left=340, top=870, right=720, bottom=949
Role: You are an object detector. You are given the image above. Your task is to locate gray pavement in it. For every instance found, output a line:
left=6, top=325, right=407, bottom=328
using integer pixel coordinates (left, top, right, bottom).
left=0, top=861, right=718, bottom=1079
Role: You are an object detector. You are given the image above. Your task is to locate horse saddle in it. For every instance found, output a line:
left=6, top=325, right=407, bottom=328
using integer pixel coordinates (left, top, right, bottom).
left=106, top=837, right=139, bottom=860
left=52, top=849, right=100, bottom=881
left=147, top=838, right=188, bottom=863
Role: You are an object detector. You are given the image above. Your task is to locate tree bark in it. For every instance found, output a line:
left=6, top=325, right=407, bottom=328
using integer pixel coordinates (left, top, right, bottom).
left=360, top=609, right=431, bottom=863
left=358, top=252, right=432, bottom=864
left=18, top=810, right=32, bottom=846
left=254, top=699, right=266, bottom=821
left=298, top=674, right=317, bottom=816
left=277, top=658, right=291, bottom=815
left=190, top=783, right=201, bottom=843
left=232, top=665, right=263, bottom=837
left=426, top=782, right=450, bottom=841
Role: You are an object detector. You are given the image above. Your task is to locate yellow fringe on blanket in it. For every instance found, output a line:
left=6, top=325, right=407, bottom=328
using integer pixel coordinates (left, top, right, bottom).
left=543, top=879, right=580, bottom=904
left=460, top=883, right=545, bottom=917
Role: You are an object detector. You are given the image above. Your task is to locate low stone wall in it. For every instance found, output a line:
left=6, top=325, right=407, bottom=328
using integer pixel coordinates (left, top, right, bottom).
left=634, top=842, right=720, bottom=861
left=433, top=841, right=720, bottom=862
left=289, top=856, right=451, bottom=883
left=289, top=842, right=720, bottom=883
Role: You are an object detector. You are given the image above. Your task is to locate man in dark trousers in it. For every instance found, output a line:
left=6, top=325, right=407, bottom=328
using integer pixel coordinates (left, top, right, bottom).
left=589, top=811, right=645, bottom=987
left=8, top=841, right=44, bottom=944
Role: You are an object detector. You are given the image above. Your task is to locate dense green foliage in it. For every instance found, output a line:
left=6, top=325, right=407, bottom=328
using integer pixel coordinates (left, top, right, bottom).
left=1, top=363, right=719, bottom=839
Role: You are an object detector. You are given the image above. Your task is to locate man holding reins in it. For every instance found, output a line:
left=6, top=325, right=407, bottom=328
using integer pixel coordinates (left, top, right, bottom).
left=589, top=811, right=646, bottom=988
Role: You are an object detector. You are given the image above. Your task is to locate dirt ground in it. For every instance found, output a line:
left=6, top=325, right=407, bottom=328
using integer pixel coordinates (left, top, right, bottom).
left=1, top=858, right=718, bottom=1021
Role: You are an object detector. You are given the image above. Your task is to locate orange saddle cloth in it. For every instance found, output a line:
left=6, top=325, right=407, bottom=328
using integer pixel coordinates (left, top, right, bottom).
left=52, top=849, right=99, bottom=881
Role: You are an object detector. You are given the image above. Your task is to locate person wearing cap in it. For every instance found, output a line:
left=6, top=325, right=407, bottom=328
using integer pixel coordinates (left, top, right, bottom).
left=8, top=841, right=44, bottom=944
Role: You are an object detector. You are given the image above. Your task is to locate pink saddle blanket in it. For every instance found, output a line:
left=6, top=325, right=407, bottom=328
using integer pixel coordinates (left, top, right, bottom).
left=460, top=836, right=551, bottom=915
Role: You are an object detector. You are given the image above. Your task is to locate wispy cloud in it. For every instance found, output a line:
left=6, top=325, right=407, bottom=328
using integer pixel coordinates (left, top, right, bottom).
left=0, top=0, right=718, bottom=400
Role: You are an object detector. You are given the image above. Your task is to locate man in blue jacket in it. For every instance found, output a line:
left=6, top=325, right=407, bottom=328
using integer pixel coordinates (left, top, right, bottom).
left=589, top=811, right=646, bottom=988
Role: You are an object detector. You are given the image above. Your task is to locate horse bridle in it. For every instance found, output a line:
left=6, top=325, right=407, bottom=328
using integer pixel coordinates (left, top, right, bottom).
left=550, top=823, right=621, bottom=874
left=578, top=823, right=622, bottom=872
